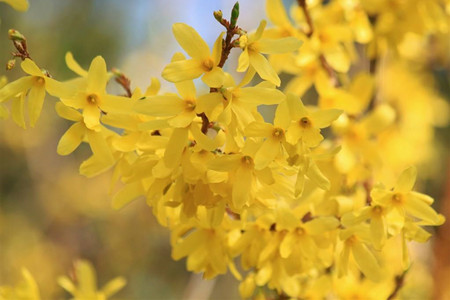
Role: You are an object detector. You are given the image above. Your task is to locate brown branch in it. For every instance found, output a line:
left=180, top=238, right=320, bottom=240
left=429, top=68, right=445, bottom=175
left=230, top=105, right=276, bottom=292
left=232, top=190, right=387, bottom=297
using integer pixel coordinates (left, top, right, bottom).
left=112, top=68, right=132, bottom=98
left=199, top=4, right=242, bottom=134
left=297, top=0, right=313, bottom=38
left=297, top=0, right=339, bottom=87
left=387, top=269, right=408, bottom=300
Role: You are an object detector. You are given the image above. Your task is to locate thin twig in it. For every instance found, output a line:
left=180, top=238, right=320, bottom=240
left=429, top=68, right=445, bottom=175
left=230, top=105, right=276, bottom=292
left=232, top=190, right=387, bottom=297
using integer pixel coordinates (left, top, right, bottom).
left=387, top=269, right=408, bottom=300
left=297, top=0, right=339, bottom=86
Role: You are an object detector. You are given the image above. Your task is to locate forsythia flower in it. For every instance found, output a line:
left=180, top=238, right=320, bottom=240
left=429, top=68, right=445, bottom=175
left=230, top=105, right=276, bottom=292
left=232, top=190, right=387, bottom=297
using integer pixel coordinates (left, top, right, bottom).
left=0, top=0, right=28, bottom=11
left=0, top=59, right=69, bottom=127
left=58, top=260, right=126, bottom=300
left=61, top=56, right=133, bottom=131
left=162, top=23, right=225, bottom=88
left=237, top=20, right=302, bottom=86
left=0, top=268, right=40, bottom=300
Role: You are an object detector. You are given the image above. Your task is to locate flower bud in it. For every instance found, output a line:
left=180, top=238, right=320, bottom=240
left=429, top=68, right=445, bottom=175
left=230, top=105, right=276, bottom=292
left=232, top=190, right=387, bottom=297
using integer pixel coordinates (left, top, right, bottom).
left=8, top=29, right=26, bottom=41
left=6, top=59, right=16, bottom=70
left=213, top=10, right=223, bottom=23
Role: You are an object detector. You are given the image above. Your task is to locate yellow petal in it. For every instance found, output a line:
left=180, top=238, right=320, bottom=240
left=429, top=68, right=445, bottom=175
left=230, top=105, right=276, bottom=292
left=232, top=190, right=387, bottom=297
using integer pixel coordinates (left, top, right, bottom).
left=255, top=263, right=272, bottom=286
left=175, top=79, right=196, bottom=100
left=21, top=59, right=42, bottom=77
left=1, top=0, right=29, bottom=11
left=65, top=52, right=88, bottom=77
left=83, top=104, right=101, bottom=130
left=87, top=130, right=115, bottom=164
left=306, top=161, right=330, bottom=190
left=112, top=182, right=145, bottom=210
left=323, top=46, right=351, bottom=73
left=351, top=241, right=382, bottom=282
left=212, top=32, right=224, bottom=65
left=244, top=121, right=273, bottom=137
left=79, top=155, right=113, bottom=177
left=101, top=277, right=127, bottom=297
left=394, top=166, right=417, bottom=193
left=172, top=23, right=210, bottom=59
left=57, top=122, right=85, bottom=155
left=168, top=110, right=195, bottom=128
left=101, top=94, right=134, bottom=114
left=309, top=109, right=342, bottom=128
left=370, top=215, right=386, bottom=250
left=303, top=217, right=339, bottom=235
left=405, top=194, right=440, bottom=224
left=280, top=231, right=296, bottom=258
left=252, top=20, right=267, bottom=42
left=189, top=122, right=218, bottom=151
left=28, top=85, right=46, bottom=127
left=87, top=56, right=108, bottom=94
left=55, top=102, right=82, bottom=122
left=232, top=165, right=253, bottom=209
left=249, top=52, right=280, bottom=86
left=45, top=77, right=77, bottom=99
left=239, top=87, right=285, bottom=105
left=162, top=59, right=205, bottom=82
left=12, top=93, right=26, bottom=129
left=237, top=49, right=250, bottom=72
left=208, top=155, right=241, bottom=171
left=254, top=138, right=280, bottom=169
left=273, top=99, right=290, bottom=129
left=258, top=37, right=302, bottom=54
left=202, top=66, right=225, bottom=88
left=196, top=92, right=223, bottom=121
left=134, top=95, right=184, bottom=116
left=266, top=0, right=291, bottom=29
left=0, top=76, right=33, bottom=103
left=164, top=128, right=188, bottom=168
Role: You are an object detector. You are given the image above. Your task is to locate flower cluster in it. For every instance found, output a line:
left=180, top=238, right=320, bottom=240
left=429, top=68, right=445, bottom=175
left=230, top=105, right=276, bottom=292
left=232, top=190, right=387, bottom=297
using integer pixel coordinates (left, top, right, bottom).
left=1, top=0, right=448, bottom=298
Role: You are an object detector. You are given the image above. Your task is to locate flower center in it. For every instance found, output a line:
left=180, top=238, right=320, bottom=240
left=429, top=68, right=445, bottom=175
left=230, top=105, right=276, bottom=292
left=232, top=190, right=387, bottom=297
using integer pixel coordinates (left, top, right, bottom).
left=392, top=193, right=404, bottom=204
left=86, top=94, right=99, bottom=106
left=202, top=59, right=215, bottom=71
left=272, top=128, right=284, bottom=140
left=299, top=117, right=312, bottom=128
left=184, top=99, right=196, bottom=111
left=34, top=76, right=45, bottom=86
left=241, top=155, right=254, bottom=169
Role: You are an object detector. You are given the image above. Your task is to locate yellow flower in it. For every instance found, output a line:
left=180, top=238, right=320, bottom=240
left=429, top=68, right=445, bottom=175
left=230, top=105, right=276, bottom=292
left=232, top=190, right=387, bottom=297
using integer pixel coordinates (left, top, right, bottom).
left=284, top=93, right=342, bottom=147
left=55, top=102, right=116, bottom=177
left=0, top=0, right=29, bottom=11
left=0, top=268, right=40, bottom=300
left=58, top=260, right=126, bottom=300
left=61, top=56, right=133, bottom=131
left=162, top=23, right=225, bottom=88
left=0, top=59, right=71, bottom=127
left=208, top=140, right=274, bottom=210
left=338, top=225, right=383, bottom=282
left=371, top=166, right=443, bottom=226
left=237, top=20, right=302, bottom=86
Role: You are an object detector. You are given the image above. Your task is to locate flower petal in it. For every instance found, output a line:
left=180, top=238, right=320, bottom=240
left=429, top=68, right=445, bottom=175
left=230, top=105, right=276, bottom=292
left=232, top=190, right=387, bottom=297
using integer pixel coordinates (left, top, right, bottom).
left=172, top=23, right=210, bottom=59
left=87, top=56, right=108, bottom=94
left=57, top=122, right=85, bottom=155
left=65, top=52, right=88, bottom=77
left=202, top=66, right=225, bottom=88
left=394, top=166, right=417, bottom=193
left=162, top=59, right=204, bottom=83
left=232, top=165, right=253, bottom=209
left=164, top=128, right=188, bottom=168
left=249, top=52, right=280, bottom=86
left=258, top=37, right=302, bottom=54
left=21, top=59, right=42, bottom=77
left=134, top=95, right=184, bottom=116
left=28, top=85, right=46, bottom=127
left=0, top=76, right=34, bottom=103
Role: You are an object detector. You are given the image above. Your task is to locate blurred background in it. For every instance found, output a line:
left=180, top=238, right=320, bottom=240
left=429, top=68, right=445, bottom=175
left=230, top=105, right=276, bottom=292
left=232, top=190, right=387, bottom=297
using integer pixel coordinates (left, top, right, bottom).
left=0, top=0, right=449, bottom=299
